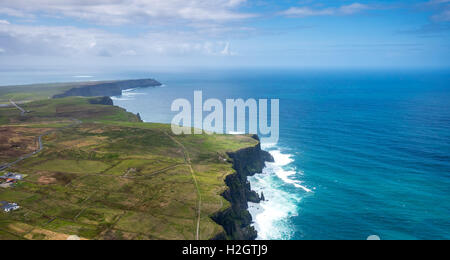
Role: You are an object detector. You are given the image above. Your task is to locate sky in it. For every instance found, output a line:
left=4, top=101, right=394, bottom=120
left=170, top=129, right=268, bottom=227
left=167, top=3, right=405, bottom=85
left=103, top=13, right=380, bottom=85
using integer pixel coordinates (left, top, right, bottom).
left=0, top=0, right=449, bottom=70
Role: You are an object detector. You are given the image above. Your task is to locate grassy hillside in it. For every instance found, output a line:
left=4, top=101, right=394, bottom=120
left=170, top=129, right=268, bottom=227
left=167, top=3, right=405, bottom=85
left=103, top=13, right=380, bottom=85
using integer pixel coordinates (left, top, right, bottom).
left=0, top=97, right=258, bottom=240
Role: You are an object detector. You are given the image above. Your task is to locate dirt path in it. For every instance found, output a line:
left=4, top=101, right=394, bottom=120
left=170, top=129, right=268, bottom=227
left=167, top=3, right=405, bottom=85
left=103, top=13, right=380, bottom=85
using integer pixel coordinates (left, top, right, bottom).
left=164, top=132, right=202, bottom=240
left=9, top=99, right=27, bottom=116
left=0, top=119, right=82, bottom=171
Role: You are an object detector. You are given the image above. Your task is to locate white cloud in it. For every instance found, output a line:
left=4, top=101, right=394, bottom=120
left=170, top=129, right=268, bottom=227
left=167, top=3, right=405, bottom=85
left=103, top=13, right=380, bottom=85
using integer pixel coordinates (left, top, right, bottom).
left=0, top=21, right=236, bottom=57
left=339, top=3, right=369, bottom=15
left=282, top=7, right=332, bottom=17
left=0, top=20, right=10, bottom=25
left=120, top=50, right=138, bottom=56
left=422, top=0, right=450, bottom=23
left=0, top=22, right=104, bottom=56
left=0, top=7, right=31, bottom=18
left=0, top=0, right=255, bottom=24
left=281, top=3, right=370, bottom=17
left=433, top=9, right=450, bottom=21
left=0, top=48, right=5, bottom=53
left=226, top=0, right=247, bottom=7
left=220, top=42, right=236, bottom=56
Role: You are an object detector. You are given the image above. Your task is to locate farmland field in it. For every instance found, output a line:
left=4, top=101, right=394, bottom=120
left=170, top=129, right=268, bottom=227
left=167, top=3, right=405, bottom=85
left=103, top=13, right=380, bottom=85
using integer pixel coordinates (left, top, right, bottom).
left=0, top=97, right=258, bottom=240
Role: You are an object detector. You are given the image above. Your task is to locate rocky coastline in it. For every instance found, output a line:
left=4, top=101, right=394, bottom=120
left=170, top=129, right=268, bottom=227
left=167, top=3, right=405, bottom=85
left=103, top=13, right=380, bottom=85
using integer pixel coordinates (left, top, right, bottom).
left=212, top=135, right=274, bottom=240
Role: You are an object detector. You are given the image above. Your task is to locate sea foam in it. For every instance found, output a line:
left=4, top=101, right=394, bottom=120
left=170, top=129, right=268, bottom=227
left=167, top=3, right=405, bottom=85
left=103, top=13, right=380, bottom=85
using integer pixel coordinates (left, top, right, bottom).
left=270, top=150, right=312, bottom=192
left=248, top=148, right=311, bottom=240
left=111, top=89, right=148, bottom=101
left=248, top=171, right=300, bottom=240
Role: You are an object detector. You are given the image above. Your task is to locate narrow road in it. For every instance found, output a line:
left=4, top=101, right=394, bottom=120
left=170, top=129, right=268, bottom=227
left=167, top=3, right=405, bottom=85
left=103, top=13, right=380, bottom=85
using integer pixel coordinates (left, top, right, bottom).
left=164, top=132, right=202, bottom=240
left=0, top=119, right=82, bottom=172
left=9, top=99, right=27, bottom=116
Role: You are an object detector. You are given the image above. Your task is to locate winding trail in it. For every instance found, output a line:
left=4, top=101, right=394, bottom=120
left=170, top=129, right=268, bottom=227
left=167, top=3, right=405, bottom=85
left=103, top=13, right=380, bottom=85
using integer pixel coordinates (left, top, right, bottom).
left=164, top=132, right=202, bottom=240
left=0, top=119, right=82, bottom=172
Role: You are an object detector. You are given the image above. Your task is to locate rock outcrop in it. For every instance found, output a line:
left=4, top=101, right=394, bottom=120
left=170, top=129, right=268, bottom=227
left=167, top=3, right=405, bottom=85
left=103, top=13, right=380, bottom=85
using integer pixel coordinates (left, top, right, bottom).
left=136, top=113, right=143, bottom=122
left=212, top=135, right=274, bottom=240
left=53, top=79, right=162, bottom=98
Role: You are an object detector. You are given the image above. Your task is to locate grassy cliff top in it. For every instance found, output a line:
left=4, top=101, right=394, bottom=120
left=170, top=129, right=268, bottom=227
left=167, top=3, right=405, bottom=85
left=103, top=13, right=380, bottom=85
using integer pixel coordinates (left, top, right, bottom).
left=0, top=81, right=118, bottom=104
left=0, top=79, right=161, bottom=104
left=0, top=97, right=258, bottom=240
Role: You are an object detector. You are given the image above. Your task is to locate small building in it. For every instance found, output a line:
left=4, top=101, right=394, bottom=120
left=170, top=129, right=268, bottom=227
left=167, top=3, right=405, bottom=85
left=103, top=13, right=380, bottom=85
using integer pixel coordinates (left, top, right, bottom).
left=0, top=202, right=20, bottom=213
left=0, top=172, right=23, bottom=181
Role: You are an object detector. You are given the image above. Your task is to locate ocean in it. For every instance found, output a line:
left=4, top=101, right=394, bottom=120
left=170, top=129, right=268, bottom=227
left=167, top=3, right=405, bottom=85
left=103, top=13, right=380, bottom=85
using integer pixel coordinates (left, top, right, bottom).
left=2, top=68, right=449, bottom=240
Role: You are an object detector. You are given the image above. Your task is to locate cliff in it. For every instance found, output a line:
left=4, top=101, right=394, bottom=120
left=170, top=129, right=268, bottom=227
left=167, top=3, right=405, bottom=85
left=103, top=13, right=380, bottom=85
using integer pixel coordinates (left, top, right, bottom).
left=212, top=135, right=274, bottom=240
left=88, top=96, right=114, bottom=106
left=53, top=79, right=162, bottom=98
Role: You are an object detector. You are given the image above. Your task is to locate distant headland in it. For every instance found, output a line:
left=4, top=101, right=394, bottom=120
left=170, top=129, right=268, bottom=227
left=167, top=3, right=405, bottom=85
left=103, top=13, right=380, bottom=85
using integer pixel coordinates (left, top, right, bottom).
left=53, top=79, right=162, bottom=98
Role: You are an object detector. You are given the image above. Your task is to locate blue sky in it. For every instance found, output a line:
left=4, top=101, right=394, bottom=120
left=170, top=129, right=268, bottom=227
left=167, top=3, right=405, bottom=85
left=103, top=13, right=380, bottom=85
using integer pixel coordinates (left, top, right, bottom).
left=0, top=0, right=449, bottom=69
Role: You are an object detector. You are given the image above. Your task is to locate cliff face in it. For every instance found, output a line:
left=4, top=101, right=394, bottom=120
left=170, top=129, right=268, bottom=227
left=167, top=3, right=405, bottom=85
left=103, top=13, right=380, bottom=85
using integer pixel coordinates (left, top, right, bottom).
left=212, top=135, right=274, bottom=240
left=88, top=96, right=114, bottom=106
left=53, top=79, right=162, bottom=98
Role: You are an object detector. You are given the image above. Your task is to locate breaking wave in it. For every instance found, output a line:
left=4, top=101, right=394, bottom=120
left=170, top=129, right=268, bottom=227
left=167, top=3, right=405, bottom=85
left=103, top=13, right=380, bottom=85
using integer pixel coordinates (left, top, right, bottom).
left=248, top=147, right=312, bottom=240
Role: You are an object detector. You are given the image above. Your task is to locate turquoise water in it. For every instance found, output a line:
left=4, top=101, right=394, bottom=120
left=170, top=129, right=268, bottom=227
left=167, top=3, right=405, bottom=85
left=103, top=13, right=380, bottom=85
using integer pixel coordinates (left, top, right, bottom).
left=2, top=69, right=449, bottom=240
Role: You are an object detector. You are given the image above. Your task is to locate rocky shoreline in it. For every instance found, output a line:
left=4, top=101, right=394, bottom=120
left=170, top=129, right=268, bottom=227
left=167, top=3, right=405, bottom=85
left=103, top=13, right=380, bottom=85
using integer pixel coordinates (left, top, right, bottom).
left=212, top=135, right=274, bottom=240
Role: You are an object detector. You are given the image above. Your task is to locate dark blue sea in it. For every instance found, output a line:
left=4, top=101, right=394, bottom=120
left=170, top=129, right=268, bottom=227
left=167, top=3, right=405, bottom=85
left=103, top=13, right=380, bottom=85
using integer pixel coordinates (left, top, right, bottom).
left=2, top=68, right=449, bottom=240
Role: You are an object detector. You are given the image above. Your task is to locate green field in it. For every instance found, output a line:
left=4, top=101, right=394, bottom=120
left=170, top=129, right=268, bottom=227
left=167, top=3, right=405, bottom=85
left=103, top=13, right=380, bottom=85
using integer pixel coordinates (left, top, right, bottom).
left=0, top=95, right=259, bottom=240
